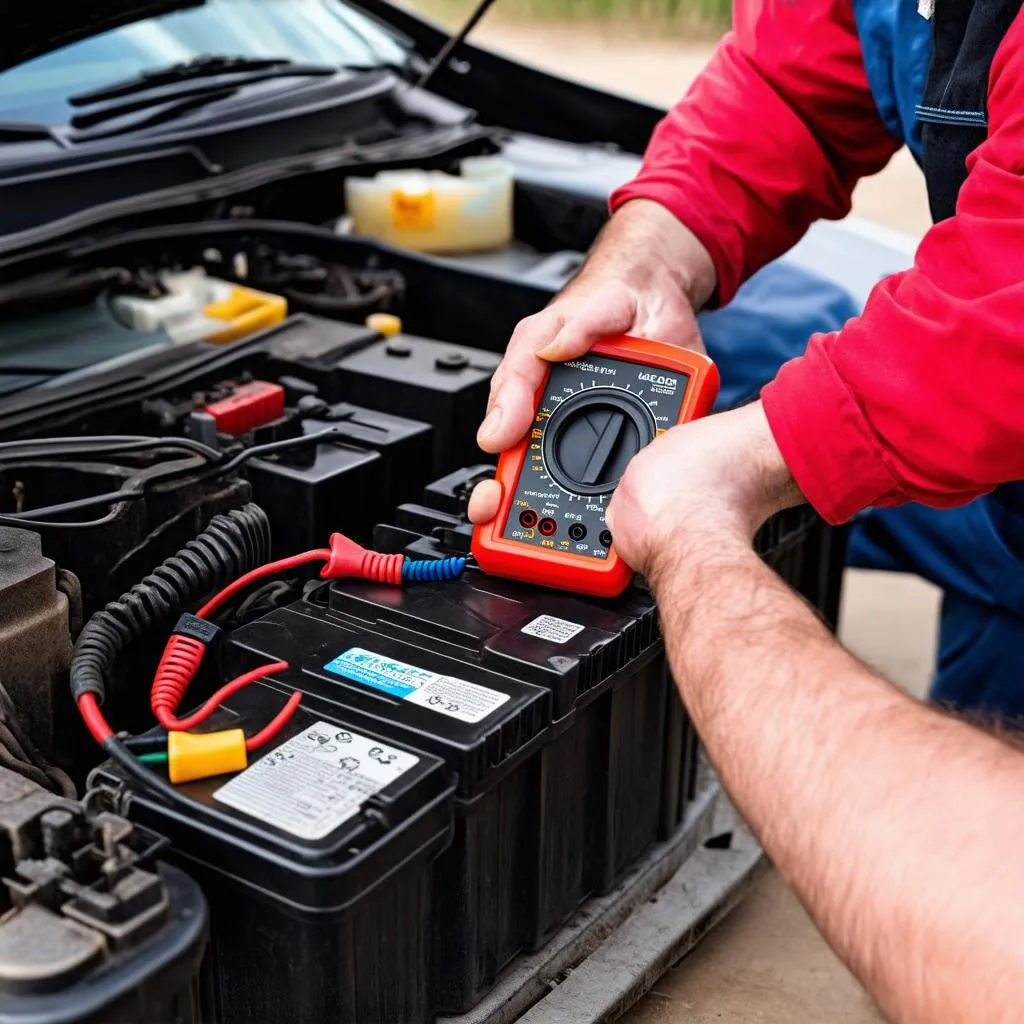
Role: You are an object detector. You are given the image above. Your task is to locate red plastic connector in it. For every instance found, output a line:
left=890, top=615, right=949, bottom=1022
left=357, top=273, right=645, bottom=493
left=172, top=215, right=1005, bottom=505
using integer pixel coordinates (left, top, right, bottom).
left=203, top=381, right=285, bottom=436
left=321, top=532, right=405, bottom=585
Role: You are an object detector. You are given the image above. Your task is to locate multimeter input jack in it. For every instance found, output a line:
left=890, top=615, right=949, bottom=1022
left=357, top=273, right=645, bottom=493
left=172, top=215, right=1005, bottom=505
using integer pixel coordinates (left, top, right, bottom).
left=568, top=524, right=588, bottom=542
left=519, top=509, right=539, bottom=529
left=538, top=518, right=558, bottom=537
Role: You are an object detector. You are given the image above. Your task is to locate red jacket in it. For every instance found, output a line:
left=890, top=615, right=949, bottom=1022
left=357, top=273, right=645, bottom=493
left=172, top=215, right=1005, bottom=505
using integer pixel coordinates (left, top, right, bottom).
left=610, top=2, right=1024, bottom=525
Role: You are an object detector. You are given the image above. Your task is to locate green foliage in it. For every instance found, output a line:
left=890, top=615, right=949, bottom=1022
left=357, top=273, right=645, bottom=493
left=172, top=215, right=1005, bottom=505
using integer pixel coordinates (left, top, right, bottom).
left=417, top=0, right=730, bottom=31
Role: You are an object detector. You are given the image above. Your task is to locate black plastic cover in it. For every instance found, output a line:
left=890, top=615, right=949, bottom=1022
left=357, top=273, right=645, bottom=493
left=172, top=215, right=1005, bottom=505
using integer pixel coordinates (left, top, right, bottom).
left=331, top=335, right=500, bottom=476
left=246, top=438, right=383, bottom=555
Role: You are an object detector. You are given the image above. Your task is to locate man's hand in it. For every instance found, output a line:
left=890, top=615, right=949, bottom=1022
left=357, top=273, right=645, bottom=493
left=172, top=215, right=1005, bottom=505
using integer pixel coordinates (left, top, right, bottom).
left=605, top=402, right=805, bottom=580
left=469, top=199, right=717, bottom=525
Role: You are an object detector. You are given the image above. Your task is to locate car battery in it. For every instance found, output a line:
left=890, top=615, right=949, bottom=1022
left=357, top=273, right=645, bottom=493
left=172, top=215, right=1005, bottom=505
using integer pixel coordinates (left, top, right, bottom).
left=246, top=437, right=384, bottom=555
left=225, top=603, right=549, bottom=1013
left=94, top=687, right=454, bottom=1024
left=376, top=466, right=698, bottom=843
left=225, top=570, right=677, bottom=1012
left=323, top=571, right=676, bottom=897
left=300, top=401, right=434, bottom=514
left=422, top=463, right=496, bottom=515
left=331, top=334, right=500, bottom=476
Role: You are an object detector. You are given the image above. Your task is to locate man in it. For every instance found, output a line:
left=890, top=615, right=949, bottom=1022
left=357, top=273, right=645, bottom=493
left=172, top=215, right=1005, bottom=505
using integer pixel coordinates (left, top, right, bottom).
left=599, top=414, right=1024, bottom=1022
left=469, top=0, right=1024, bottom=716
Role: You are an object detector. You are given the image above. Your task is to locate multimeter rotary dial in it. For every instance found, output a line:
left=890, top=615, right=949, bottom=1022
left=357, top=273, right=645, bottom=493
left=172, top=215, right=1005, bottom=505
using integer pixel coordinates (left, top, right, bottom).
left=542, top=388, right=657, bottom=496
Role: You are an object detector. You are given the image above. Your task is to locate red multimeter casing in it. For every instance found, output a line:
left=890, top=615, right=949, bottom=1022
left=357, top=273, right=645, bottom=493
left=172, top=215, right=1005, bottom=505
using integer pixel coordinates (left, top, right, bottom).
left=472, top=335, right=719, bottom=598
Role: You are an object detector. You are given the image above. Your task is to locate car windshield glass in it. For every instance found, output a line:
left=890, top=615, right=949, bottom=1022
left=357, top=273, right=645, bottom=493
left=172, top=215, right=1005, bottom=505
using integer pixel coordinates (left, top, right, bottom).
left=0, top=0, right=409, bottom=125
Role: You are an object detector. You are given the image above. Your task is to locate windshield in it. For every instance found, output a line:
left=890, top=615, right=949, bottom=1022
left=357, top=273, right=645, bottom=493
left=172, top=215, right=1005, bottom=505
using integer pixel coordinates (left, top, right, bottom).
left=0, top=0, right=409, bottom=125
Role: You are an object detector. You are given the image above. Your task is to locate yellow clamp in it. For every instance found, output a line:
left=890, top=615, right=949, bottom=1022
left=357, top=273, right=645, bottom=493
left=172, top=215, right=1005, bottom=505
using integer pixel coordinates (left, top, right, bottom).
left=204, top=286, right=287, bottom=344
left=168, top=728, right=248, bottom=784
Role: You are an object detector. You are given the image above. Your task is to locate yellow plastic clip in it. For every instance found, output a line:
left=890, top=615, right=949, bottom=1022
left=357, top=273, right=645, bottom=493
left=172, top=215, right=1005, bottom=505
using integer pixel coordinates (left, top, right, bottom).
left=365, top=312, right=403, bottom=337
left=204, top=285, right=287, bottom=344
left=167, top=729, right=248, bottom=784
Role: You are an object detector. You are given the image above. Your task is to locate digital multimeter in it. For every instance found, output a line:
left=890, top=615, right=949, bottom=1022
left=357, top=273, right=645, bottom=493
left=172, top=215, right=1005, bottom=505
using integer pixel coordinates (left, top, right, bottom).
left=472, top=335, right=720, bottom=598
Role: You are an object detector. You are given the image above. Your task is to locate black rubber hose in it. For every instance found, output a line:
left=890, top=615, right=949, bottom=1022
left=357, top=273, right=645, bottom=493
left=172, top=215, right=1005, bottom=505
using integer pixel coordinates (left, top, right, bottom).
left=71, top=504, right=271, bottom=704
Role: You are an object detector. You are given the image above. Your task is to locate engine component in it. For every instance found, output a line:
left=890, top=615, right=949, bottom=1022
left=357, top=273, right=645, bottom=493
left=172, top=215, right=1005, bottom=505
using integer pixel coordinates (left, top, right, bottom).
left=239, top=246, right=405, bottom=320
left=332, top=332, right=500, bottom=475
left=246, top=439, right=382, bottom=557
left=0, top=449, right=251, bottom=618
left=201, top=380, right=285, bottom=436
left=300, top=402, right=433, bottom=514
left=112, top=268, right=287, bottom=345
left=0, top=767, right=207, bottom=1024
left=94, top=690, right=454, bottom=1024
left=246, top=401, right=435, bottom=554
left=423, top=463, right=496, bottom=515
left=225, top=559, right=675, bottom=1013
left=0, top=529, right=73, bottom=759
left=70, top=505, right=272, bottom=711
left=344, top=156, right=514, bottom=254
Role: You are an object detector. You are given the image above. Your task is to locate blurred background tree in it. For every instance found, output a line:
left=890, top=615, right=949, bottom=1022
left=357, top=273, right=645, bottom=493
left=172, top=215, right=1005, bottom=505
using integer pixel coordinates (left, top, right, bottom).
left=413, top=0, right=729, bottom=34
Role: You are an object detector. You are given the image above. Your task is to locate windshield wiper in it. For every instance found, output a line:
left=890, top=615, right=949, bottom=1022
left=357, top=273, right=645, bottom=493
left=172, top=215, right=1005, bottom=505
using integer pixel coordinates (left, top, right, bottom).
left=69, top=55, right=336, bottom=108
left=70, top=85, right=242, bottom=133
left=67, top=57, right=341, bottom=135
left=0, top=121, right=69, bottom=146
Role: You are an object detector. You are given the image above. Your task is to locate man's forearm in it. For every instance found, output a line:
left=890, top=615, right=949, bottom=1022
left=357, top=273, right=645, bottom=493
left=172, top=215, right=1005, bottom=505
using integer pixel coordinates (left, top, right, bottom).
left=583, top=199, right=717, bottom=312
left=653, top=545, right=1024, bottom=1023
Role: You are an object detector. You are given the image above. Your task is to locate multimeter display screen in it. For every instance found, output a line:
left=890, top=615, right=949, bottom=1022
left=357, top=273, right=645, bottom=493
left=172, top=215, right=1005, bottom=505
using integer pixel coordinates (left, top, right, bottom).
left=501, top=353, right=689, bottom=560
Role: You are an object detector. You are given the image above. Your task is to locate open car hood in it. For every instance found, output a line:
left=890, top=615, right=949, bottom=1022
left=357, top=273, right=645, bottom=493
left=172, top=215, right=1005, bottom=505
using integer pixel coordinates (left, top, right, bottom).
left=2, top=1, right=202, bottom=72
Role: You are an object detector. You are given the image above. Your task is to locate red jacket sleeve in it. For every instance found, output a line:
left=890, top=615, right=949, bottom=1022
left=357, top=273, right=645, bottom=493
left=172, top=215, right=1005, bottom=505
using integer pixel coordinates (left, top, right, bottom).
left=762, top=14, right=1024, bottom=523
left=610, top=0, right=900, bottom=305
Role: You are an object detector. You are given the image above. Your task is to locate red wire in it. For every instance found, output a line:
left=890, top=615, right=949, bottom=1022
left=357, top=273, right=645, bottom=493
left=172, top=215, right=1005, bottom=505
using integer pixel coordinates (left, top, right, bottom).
left=79, top=693, right=114, bottom=745
left=145, top=548, right=330, bottom=747
left=197, top=549, right=330, bottom=618
left=245, top=690, right=303, bottom=751
left=156, top=660, right=291, bottom=732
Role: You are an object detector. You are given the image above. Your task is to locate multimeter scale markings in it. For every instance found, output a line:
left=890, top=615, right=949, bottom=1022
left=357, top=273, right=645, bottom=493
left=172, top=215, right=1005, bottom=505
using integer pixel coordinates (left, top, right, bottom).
left=502, top=354, right=689, bottom=560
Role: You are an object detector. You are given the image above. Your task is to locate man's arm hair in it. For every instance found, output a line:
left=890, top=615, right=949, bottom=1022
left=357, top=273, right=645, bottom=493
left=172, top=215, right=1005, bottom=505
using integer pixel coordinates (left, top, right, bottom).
left=654, top=543, right=1024, bottom=1023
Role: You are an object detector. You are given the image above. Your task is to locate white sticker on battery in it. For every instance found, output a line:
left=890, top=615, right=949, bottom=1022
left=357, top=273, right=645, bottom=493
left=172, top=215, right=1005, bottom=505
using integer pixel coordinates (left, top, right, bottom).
left=212, top=721, right=418, bottom=841
left=324, top=648, right=510, bottom=724
left=520, top=614, right=585, bottom=644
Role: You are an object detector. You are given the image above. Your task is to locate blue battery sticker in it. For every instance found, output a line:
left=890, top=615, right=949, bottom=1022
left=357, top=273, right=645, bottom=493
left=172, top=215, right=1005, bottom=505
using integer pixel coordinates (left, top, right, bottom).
left=324, top=647, right=510, bottom=724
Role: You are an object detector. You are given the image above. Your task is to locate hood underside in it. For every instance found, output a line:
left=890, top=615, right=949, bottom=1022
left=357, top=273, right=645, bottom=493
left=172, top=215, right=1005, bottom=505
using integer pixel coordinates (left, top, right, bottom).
left=3, top=1, right=202, bottom=73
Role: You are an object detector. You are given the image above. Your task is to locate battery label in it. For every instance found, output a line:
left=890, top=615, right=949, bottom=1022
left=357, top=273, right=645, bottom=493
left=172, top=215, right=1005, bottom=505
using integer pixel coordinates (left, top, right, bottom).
left=521, top=615, right=585, bottom=644
left=324, top=648, right=510, bottom=724
left=212, top=721, right=418, bottom=841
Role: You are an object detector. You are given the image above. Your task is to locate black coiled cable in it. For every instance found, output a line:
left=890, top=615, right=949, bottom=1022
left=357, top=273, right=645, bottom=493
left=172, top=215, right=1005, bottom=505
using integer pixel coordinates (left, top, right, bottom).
left=71, top=504, right=271, bottom=705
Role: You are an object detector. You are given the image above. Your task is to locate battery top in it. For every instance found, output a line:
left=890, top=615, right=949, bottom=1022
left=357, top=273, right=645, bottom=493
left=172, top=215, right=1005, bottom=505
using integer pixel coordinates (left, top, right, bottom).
left=98, top=688, right=454, bottom=915
left=228, top=603, right=551, bottom=799
left=325, top=572, right=661, bottom=720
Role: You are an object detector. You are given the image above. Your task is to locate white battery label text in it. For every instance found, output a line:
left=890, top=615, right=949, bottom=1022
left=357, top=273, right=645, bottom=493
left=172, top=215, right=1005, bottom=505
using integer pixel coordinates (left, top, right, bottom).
left=212, top=722, right=418, bottom=841
left=521, top=615, right=585, bottom=644
left=324, top=648, right=510, bottom=724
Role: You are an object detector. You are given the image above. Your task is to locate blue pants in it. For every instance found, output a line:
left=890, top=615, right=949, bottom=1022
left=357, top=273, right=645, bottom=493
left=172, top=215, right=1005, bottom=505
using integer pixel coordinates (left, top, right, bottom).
left=699, top=260, right=1024, bottom=719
